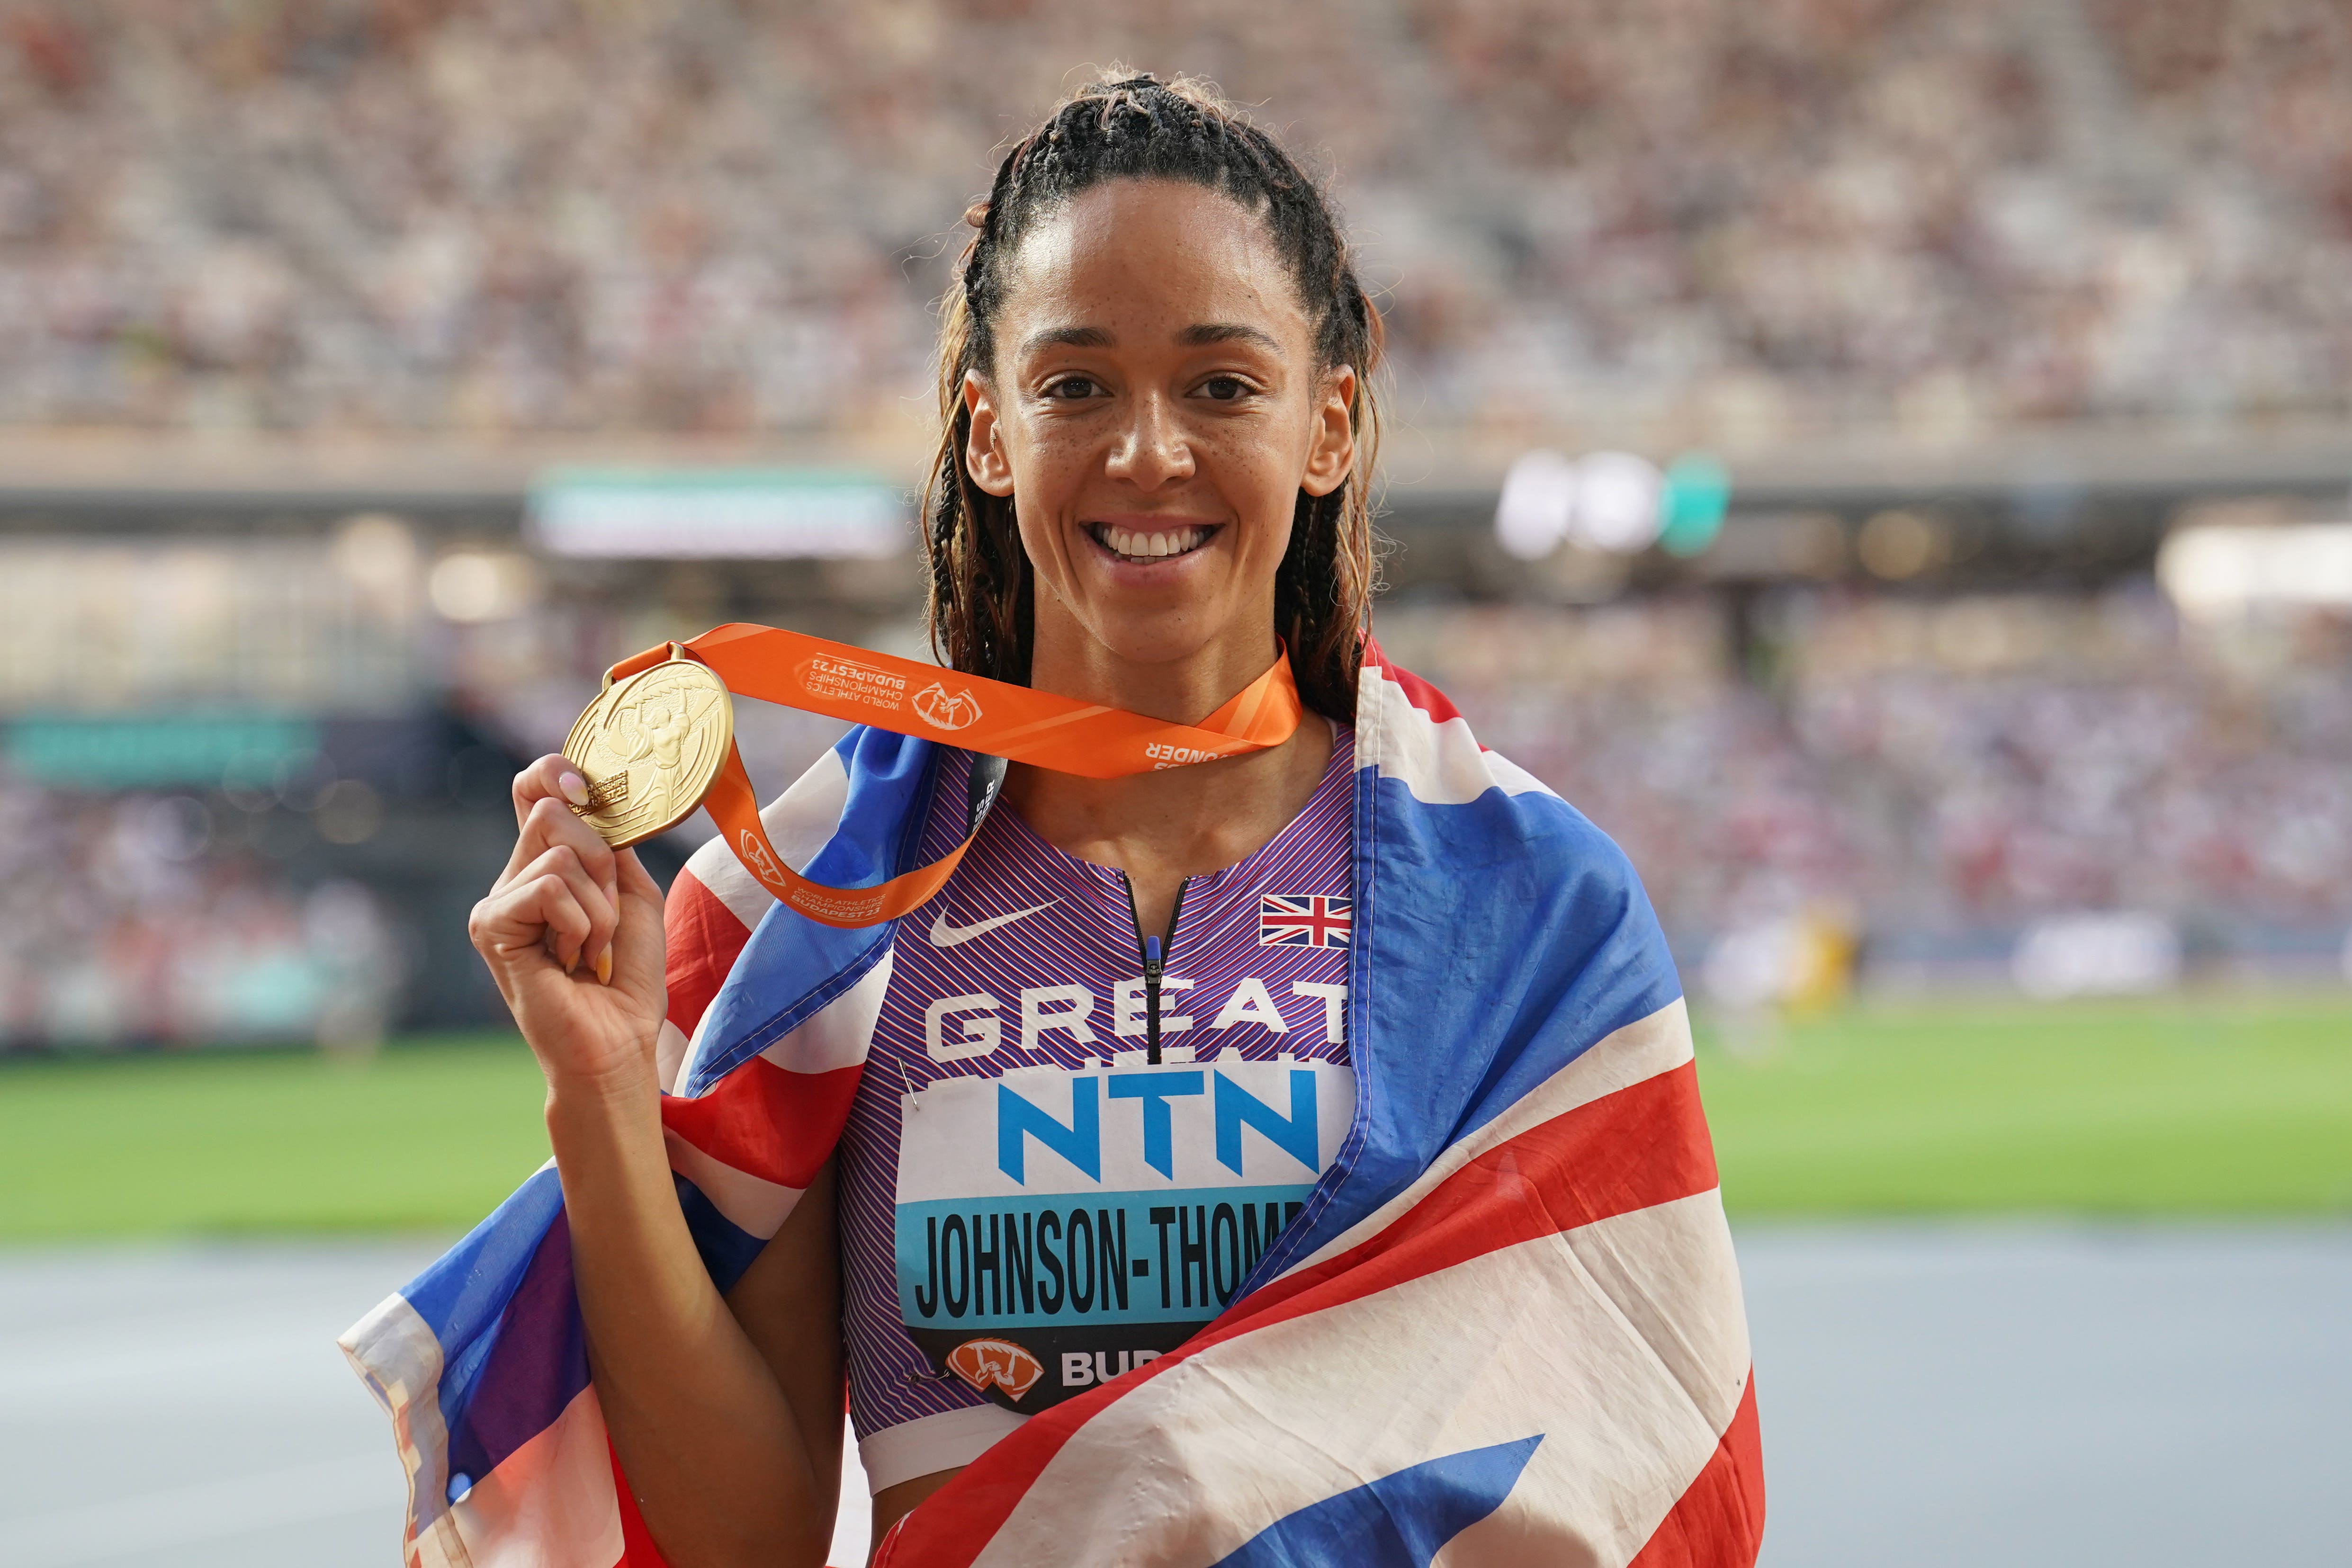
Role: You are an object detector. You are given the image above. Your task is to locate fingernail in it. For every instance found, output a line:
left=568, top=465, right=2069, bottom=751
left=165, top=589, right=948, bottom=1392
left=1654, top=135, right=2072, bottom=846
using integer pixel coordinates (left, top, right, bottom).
left=593, top=948, right=612, bottom=986
left=560, top=771, right=590, bottom=807
left=563, top=947, right=579, bottom=975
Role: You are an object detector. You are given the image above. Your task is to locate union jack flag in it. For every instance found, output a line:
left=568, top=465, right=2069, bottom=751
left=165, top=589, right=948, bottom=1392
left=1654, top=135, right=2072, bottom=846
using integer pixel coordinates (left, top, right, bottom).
left=1258, top=893, right=1353, bottom=947
left=343, top=650, right=1760, bottom=1568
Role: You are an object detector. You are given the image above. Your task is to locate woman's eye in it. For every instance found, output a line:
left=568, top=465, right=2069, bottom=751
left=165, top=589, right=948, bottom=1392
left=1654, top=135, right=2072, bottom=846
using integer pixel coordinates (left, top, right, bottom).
left=1200, top=376, right=1248, bottom=401
left=1046, top=377, right=1100, bottom=400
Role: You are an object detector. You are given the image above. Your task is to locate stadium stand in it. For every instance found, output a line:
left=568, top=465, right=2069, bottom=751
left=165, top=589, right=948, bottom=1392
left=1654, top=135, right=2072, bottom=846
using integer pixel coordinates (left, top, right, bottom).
left=1379, top=592, right=2352, bottom=974
left=0, top=0, right=2347, bottom=440
left=2, top=0, right=2350, bottom=1040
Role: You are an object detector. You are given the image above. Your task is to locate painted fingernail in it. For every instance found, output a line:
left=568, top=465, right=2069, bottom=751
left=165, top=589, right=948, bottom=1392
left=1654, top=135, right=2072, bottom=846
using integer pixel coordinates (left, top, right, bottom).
left=563, top=947, right=580, bottom=975
left=559, top=771, right=590, bottom=807
left=593, top=948, right=612, bottom=986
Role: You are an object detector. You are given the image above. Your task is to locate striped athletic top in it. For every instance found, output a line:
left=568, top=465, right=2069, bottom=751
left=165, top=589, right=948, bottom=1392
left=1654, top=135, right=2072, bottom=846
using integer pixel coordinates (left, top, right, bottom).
left=835, top=729, right=1357, bottom=1493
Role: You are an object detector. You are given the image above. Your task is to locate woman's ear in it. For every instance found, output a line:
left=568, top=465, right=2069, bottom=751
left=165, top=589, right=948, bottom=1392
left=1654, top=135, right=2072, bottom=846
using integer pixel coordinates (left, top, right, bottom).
left=962, top=372, right=1016, bottom=498
left=1300, top=365, right=1358, bottom=499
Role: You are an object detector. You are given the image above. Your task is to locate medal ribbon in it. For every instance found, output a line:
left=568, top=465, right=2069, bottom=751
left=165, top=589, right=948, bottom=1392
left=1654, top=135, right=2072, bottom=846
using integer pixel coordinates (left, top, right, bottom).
left=597, top=622, right=1302, bottom=929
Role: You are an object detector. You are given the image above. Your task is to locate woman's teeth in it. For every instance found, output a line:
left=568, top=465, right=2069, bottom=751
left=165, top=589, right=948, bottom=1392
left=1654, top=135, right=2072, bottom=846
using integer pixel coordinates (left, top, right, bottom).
left=1098, top=525, right=1208, bottom=563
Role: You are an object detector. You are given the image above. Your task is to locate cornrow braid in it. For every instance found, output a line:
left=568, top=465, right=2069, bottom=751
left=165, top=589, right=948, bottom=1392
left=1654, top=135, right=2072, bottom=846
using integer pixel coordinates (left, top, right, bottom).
left=921, top=70, right=1383, bottom=720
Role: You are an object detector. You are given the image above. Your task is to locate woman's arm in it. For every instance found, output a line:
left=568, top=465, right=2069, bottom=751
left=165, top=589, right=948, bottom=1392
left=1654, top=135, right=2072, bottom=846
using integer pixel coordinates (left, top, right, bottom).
left=470, top=755, right=843, bottom=1568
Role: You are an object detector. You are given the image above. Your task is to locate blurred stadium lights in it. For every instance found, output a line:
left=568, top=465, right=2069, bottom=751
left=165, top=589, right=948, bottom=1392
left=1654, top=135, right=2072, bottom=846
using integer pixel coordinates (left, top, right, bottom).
left=329, top=514, right=422, bottom=613
left=428, top=551, right=540, bottom=624
left=2011, top=913, right=2183, bottom=1001
left=1493, top=448, right=1725, bottom=564
left=2157, top=519, right=2352, bottom=621
left=1571, top=452, right=1666, bottom=554
left=1493, top=449, right=1578, bottom=561
left=526, top=468, right=910, bottom=561
left=1856, top=509, right=1948, bottom=581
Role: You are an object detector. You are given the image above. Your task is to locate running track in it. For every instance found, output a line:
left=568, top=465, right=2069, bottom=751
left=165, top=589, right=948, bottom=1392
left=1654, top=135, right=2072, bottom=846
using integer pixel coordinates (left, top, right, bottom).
left=0, top=1229, right=2343, bottom=1566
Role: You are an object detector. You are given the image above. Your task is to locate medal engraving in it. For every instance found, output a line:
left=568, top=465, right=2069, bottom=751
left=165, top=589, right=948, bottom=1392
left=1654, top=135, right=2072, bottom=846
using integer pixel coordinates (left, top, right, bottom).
left=562, top=656, right=734, bottom=848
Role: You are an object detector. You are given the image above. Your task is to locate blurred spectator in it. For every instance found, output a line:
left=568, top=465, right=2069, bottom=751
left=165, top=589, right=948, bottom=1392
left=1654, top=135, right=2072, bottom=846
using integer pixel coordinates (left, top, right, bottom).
left=0, top=776, right=400, bottom=1047
left=1377, top=589, right=2352, bottom=968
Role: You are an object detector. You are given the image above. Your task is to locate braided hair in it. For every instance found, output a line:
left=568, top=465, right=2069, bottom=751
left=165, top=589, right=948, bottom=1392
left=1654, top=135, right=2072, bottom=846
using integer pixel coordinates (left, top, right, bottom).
left=923, top=72, right=1383, bottom=721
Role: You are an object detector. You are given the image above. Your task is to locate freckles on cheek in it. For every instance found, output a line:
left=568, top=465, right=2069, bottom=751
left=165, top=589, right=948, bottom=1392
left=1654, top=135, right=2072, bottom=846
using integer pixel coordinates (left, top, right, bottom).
left=1202, top=430, right=1295, bottom=512
left=1019, top=422, right=1096, bottom=490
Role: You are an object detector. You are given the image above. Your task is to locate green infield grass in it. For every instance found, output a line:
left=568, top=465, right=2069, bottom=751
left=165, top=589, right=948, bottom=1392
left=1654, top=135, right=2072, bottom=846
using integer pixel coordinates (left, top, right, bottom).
left=0, top=994, right=2346, bottom=1240
left=0, top=1033, right=550, bottom=1241
left=1697, top=992, right=2352, bottom=1216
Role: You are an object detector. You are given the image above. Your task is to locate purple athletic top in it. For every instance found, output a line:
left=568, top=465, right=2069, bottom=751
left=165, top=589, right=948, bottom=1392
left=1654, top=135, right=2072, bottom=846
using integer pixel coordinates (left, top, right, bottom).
left=835, top=730, right=1356, bottom=1492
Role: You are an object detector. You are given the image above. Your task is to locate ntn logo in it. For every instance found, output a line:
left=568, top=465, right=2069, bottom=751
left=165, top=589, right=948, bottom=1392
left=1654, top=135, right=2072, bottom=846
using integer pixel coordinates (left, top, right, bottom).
left=996, top=1066, right=1323, bottom=1183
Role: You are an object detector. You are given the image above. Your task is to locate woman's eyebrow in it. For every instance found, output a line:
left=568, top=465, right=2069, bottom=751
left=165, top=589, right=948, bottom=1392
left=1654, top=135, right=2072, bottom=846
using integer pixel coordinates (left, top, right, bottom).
left=1177, top=322, right=1281, bottom=351
left=1022, top=324, right=1113, bottom=355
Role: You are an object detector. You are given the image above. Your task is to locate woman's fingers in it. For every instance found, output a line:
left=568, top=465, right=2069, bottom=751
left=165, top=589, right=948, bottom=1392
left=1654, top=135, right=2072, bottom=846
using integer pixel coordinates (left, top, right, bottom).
left=495, top=795, right=621, bottom=955
left=489, top=756, right=646, bottom=984
left=474, top=841, right=624, bottom=976
left=526, top=844, right=621, bottom=970
left=470, top=870, right=592, bottom=981
left=513, top=753, right=591, bottom=830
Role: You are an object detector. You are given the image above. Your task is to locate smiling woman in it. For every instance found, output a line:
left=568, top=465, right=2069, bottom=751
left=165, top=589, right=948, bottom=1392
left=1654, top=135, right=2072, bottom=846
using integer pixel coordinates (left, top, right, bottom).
left=925, top=75, right=1381, bottom=728
left=372, top=69, right=1756, bottom=1568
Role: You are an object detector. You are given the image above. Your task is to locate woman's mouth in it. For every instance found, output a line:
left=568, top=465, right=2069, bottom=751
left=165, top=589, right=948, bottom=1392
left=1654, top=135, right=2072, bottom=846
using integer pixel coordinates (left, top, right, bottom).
left=1086, top=522, right=1215, bottom=564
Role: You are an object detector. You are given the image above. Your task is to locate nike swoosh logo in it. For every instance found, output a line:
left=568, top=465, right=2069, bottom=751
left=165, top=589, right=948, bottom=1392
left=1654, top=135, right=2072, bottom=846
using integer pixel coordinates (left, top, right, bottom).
left=929, top=900, right=1057, bottom=947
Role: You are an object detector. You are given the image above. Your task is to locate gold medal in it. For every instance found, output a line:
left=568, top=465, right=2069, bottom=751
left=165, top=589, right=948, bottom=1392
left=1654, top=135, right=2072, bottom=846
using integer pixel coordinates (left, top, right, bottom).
left=558, top=624, right=1301, bottom=925
left=562, top=646, right=735, bottom=848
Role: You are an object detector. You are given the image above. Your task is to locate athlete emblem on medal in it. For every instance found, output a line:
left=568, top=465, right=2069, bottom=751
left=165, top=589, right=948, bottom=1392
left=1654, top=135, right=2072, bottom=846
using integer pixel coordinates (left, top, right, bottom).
left=913, top=680, right=984, bottom=731
left=562, top=649, right=735, bottom=848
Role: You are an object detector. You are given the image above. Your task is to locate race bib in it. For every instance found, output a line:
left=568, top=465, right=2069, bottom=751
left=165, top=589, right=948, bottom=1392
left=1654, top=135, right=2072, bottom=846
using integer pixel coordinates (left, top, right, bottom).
left=893, top=1052, right=1356, bottom=1411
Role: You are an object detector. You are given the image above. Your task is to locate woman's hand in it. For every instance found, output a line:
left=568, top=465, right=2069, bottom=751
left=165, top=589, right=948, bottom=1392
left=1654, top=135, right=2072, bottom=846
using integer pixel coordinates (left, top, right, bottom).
left=469, top=754, right=669, bottom=1096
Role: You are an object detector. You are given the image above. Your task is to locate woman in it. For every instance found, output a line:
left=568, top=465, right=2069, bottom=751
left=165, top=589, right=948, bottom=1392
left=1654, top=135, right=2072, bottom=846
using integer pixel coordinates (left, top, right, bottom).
left=356, top=73, right=1759, bottom=1568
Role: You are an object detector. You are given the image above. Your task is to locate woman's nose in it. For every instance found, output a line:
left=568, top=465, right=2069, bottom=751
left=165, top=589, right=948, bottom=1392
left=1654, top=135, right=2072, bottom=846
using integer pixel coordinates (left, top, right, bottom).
left=1104, top=392, right=1195, bottom=489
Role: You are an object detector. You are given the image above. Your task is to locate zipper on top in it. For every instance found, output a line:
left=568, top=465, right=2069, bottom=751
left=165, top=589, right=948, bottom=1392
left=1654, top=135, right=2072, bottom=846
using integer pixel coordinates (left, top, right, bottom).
left=1122, top=872, right=1185, bottom=1066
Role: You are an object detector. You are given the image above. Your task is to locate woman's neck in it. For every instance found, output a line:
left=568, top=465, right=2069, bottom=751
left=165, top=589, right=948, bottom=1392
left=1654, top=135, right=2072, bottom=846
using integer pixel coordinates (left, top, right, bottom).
left=1023, top=618, right=1284, bottom=726
left=1001, top=623, right=1336, bottom=939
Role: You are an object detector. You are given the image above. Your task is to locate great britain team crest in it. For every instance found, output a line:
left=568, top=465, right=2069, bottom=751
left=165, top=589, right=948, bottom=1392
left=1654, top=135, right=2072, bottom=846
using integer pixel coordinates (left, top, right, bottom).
left=1257, top=894, right=1352, bottom=947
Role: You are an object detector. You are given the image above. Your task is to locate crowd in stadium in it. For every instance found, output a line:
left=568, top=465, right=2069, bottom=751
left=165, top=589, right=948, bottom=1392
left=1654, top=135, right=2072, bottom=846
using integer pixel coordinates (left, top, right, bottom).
left=1379, top=595, right=2352, bottom=959
left=6, top=589, right=2347, bottom=1042
left=5, top=1, right=2352, bottom=1040
left=0, top=778, right=399, bottom=1047
left=2, top=0, right=2348, bottom=438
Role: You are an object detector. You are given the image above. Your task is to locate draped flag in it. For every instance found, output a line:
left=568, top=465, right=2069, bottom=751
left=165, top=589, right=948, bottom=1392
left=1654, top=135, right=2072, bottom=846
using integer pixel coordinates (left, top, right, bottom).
left=341, top=648, right=1764, bottom=1568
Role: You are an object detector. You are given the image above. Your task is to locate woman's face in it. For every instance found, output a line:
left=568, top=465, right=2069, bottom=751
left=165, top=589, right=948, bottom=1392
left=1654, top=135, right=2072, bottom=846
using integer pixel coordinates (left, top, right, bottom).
left=962, top=178, right=1356, bottom=675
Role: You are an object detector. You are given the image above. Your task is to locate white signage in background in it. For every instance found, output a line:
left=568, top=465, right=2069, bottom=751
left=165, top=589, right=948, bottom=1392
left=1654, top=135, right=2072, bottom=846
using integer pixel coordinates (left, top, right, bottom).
left=1493, top=448, right=1669, bottom=560
left=1568, top=450, right=1665, bottom=554
left=528, top=469, right=910, bottom=560
left=2011, top=913, right=2182, bottom=1000
left=1494, top=448, right=1579, bottom=560
left=2157, top=521, right=2352, bottom=621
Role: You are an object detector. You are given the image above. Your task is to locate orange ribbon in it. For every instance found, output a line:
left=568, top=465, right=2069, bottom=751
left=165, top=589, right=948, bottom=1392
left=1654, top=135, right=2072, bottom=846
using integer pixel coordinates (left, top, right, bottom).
left=601, top=623, right=1302, bottom=929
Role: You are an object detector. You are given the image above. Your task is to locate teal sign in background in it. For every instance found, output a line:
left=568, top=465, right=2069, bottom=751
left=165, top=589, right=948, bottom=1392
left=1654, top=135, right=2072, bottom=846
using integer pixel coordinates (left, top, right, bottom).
left=528, top=466, right=908, bottom=559
left=1659, top=452, right=1733, bottom=557
left=5, top=714, right=319, bottom=788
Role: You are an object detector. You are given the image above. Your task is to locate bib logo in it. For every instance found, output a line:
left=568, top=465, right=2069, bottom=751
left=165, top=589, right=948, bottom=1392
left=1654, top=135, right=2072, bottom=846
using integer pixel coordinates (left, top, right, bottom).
left=946, top=1337, right=1043, bottom=1400
left=914, top=681, right=983, bottom=731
